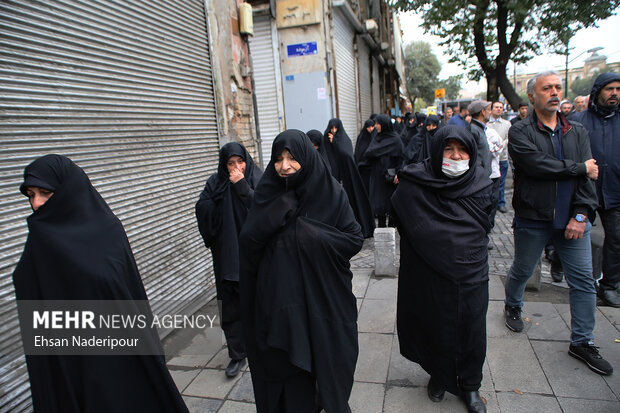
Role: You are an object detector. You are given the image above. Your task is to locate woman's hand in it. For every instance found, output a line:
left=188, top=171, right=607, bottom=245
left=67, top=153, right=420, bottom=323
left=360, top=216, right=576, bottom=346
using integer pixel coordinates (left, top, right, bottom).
left=229, top=167, right=244, bottom=184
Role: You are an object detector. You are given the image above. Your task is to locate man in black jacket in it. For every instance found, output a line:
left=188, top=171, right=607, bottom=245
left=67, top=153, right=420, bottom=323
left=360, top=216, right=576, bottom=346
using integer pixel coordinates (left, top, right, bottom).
left=574, top=72, right=620, bottom=308
left=503, top=71, right=613, bottom=375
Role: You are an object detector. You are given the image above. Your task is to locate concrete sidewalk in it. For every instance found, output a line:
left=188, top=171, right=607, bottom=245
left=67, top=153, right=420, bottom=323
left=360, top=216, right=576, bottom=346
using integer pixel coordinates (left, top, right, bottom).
left=163, top=190, right=620, bottom=412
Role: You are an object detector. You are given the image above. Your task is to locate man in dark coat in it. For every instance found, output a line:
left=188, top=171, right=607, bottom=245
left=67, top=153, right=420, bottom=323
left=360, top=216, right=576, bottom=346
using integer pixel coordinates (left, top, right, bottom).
left=467, top=100, right=493, bottom=178
left=510, top=102, right=529, bottom=125
left=504, top=70, right=613, bottom=376
left=573, top=72, right=620, bottom=307
left=448, top=106, right=469, bottom=128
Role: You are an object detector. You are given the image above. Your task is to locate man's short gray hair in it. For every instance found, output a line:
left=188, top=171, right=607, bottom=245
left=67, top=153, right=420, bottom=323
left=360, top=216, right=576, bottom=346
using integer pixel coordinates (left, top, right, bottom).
left=526, top=71, right=562, bottom=95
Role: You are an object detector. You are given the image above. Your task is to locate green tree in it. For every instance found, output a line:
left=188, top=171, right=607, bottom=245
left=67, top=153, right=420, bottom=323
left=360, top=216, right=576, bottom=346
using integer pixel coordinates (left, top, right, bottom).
left=391, top=1, right=620, bottom=110
left=569, top=66, right=617, bottom=98
left=437, top=74, right=463, bottom=100
left=404, top=41, right=441, bottom=108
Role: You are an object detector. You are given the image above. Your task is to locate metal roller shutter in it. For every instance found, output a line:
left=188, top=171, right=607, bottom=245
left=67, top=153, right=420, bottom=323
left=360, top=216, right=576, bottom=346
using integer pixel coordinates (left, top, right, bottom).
left=372, top=58, right=381, bottom=114
left=333, top=9, right=359, bottom=144
left=0, top=1, right=219, bottom=410
left=249, top=14, right=284, bottom=168
left=357, top=39, right=372, bottom=124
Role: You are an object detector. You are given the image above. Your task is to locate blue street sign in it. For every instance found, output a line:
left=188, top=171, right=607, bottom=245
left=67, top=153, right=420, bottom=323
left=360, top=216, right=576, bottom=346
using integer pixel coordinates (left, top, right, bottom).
left=287, top=42, right=318, bottom=57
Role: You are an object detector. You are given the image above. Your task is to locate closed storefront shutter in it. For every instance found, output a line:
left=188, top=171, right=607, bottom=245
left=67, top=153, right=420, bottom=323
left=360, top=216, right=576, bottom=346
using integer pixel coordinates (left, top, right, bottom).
left=357, top=39, right=372, bottom=125
left=333, top=9, right=359, bottom=144
left=249, top=14, right=285, bottom=168
left=372, top=58, right=381, bottom=114
left=0, top=1, right=219, bottom=410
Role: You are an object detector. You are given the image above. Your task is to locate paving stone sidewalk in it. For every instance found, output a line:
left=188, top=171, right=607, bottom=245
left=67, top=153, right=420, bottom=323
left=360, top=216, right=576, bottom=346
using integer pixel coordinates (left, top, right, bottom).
left=164, top=185, right=620, bottom=412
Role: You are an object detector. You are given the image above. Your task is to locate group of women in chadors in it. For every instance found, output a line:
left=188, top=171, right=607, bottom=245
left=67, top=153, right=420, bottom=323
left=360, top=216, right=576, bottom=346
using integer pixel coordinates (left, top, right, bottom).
left=13, top=111, right=492, bottom=413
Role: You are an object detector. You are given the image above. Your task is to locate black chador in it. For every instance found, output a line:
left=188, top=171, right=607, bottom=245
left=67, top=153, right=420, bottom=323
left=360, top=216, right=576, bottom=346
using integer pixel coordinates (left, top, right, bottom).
left=404, top=114, right=441, bottom=164
left=240, top=130, right=363, bottom=413
left=13, top=155, right=188, bottom=413
left=321, top=118, right=375, bottom=238
left=360, top=114, right=404, bottom=227
left=195, top=142, right=262, bottom=368
left=400, top=113, right=417, bottom=148
left=354, top=119, right=375, bottom=194
left=391, top=126, right=493, bottom=397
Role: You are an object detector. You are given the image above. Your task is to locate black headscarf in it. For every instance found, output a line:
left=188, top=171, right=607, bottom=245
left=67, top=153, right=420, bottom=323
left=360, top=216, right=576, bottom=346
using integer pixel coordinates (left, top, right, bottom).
left=323, top=118, right=354, bottom=179
left=392, top=126, right=493, bottom=282
left=13, top=154, right=188, bottom=413
left=400, top=113, right=417, bottom=147
left=354, top=119, right=375, bottom=164
left=306, top=129, right=324, bottom=149
left=195, top=142, right=262, bottom=285
left=404, top=114, right=441, bottom=164
left=362, top=114, right=404, bottom=161
left=317, top=121, right=375, bottom=237
left=240, top=130, right=363, bottom=412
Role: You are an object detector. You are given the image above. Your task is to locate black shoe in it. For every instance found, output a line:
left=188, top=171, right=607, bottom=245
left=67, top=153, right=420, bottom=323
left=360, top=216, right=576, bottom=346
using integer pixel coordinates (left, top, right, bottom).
left=550, top=260, right=563, bottom=282
left=498, top=205, right=508, bottom=213
left=225, top=358, right=246, bottom=378
left=460, top=391, right=486, bottom=413
left=427, top=377, right=445, bottom=402
left=504, top=305, right=524, bottom=332
left=598, top=289, right=620, bottom=308
left=568, top=343, right=613, bottom=375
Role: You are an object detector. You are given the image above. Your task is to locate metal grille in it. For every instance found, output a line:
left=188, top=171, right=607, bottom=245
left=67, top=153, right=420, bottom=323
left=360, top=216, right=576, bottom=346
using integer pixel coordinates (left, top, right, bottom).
left=0, top=0, right=219, bottom=410
left=249, top=14, right=284, bottom=168
left=357, top=39, right=372, bottom=124
left=333, top=9, right=359, bottom=145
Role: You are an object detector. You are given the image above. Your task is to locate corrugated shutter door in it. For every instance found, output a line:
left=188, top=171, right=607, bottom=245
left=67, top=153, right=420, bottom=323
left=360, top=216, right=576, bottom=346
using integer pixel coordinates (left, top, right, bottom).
left=358, top=40, right=372, bottom=123
left=249, top=14, right=283, bottom=168
left=333, top=9, right=359, bottom=144
left=0, top=1, right=218, bottom=411
left=372, top=58, right=381, bottom=114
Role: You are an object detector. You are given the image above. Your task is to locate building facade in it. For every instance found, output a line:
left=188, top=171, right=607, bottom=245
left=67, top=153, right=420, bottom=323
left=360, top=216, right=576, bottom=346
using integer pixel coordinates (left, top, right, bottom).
left=0, top=1, right=404, bottom=410
left=247, top=0, right=406, bottom=158
left=512, top=52, right=620, bottom=97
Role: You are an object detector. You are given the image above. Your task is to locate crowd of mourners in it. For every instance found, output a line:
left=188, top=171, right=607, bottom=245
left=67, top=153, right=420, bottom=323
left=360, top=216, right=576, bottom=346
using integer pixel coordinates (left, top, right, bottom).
left=12, top=70, right=619, bottom=413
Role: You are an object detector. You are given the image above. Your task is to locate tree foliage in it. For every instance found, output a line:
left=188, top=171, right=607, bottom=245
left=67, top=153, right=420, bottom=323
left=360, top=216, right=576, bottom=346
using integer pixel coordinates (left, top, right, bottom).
left=404, top=41, right=441, bottom=105
left=391, top=0, right=620, bottom=110
left=437, top=75, right=463, bottom=100
left=403, top=41, right=463, bottom=108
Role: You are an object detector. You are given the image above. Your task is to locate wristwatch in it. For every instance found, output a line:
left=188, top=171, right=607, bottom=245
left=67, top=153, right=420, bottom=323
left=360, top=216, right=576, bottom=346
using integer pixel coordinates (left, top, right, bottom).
left=574, top=213, right=587, bottom=223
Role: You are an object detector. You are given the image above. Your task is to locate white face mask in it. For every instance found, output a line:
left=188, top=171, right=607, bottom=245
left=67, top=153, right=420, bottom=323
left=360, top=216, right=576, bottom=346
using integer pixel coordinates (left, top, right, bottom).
left=442, top=158, right=470, bottom=178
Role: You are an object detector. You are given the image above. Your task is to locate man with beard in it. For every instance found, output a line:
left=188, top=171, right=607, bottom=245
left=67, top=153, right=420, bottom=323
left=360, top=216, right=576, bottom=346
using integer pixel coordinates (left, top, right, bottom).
left=560, top=100, right=573, bottom=117
left=574, top=72, right=620, bottom=308
left=504, top=71, right=612, bottom=376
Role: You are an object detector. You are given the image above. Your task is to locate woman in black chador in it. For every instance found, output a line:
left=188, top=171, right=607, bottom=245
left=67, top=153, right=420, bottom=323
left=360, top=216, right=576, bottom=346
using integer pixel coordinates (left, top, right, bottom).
left=240, top=129, right=363, bottom=413
left=391, top=126, right=493, bottom=413
left=354, top=119, right=375, bottom=194
left=360, top=113, right=404, bottom=227
left=12, top=154, right=188, bottom=413
left=195, top=142, right=262, bottom=377
left=404, top=114, right=441, bottom=164
left=321, top=118, right=375, bottom=238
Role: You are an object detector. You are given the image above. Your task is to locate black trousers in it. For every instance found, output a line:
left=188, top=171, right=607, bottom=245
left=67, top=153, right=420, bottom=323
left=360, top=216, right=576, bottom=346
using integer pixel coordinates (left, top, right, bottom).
left=488, top=177, right=500, bottom=230
left=219, top=280, right=246, bottom=360
left=599, top=207, right=620, bottom=291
